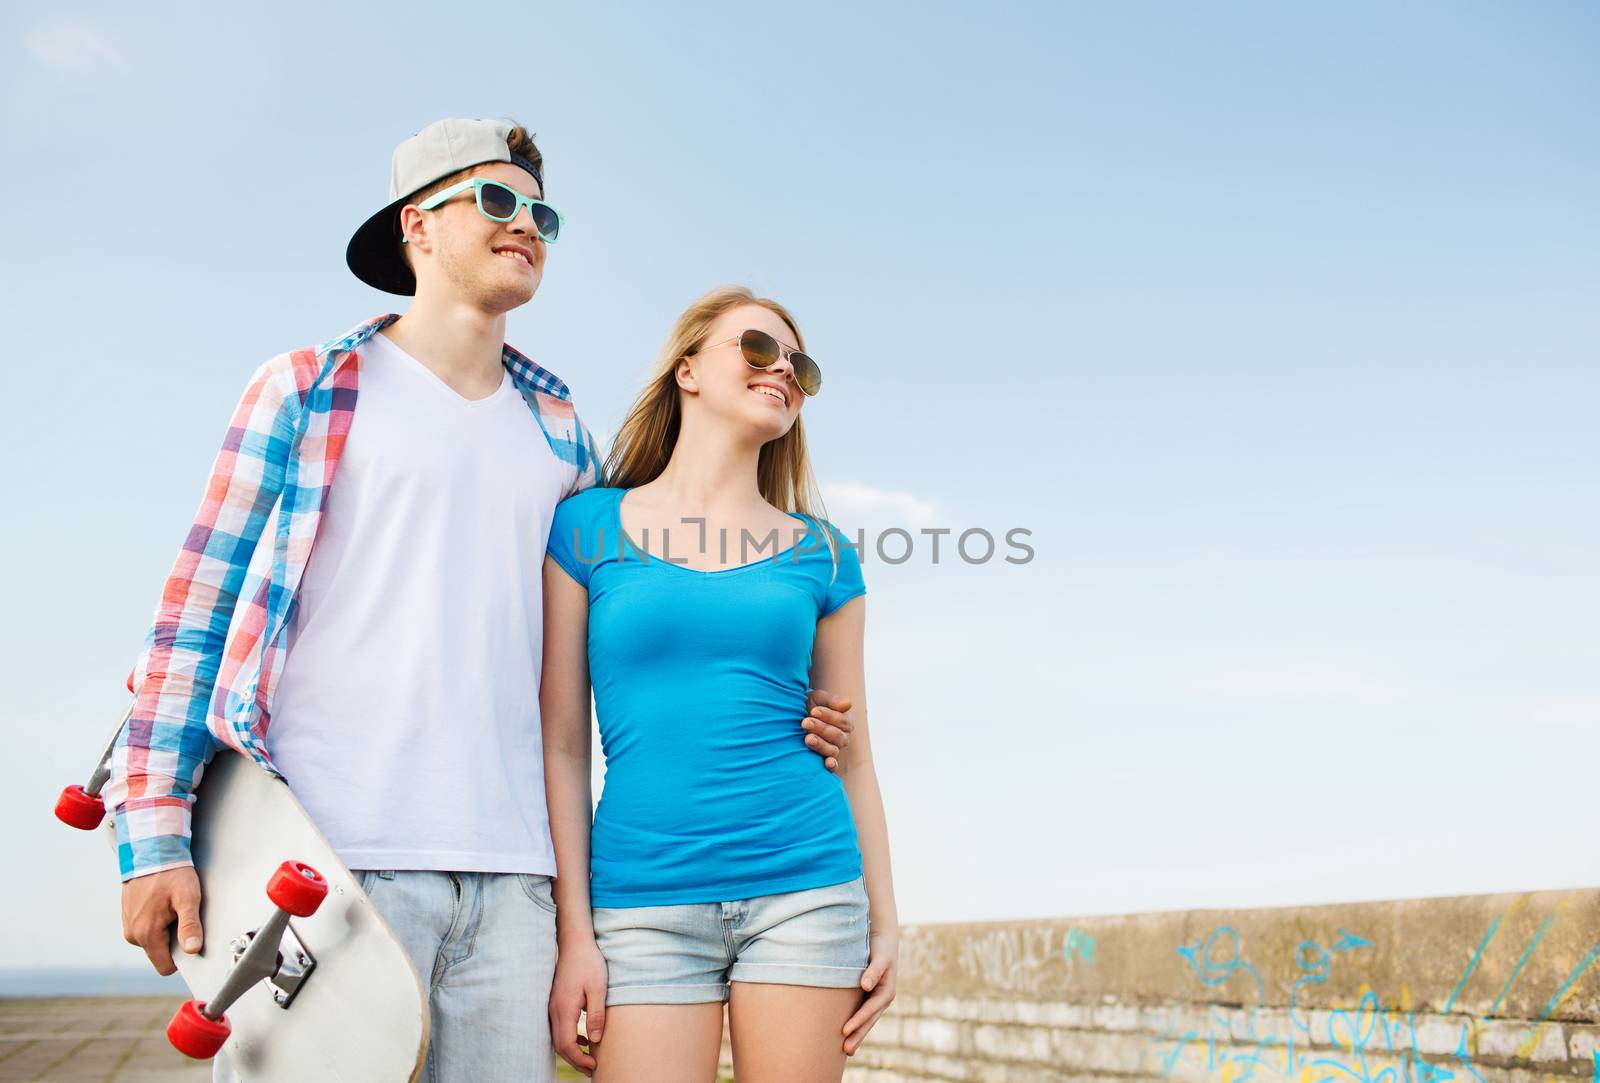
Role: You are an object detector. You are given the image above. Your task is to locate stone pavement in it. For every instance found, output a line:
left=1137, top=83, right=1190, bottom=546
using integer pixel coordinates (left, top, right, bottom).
left=0, top=998, right=208, bottom=1083
left=0, top=997, right=706, bottom=1081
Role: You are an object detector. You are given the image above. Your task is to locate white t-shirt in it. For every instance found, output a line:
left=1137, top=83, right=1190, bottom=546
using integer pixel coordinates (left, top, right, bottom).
left=266, top=329, right=566, bottom=873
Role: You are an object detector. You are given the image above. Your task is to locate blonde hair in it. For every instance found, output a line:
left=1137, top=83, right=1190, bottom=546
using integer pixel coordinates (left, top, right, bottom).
left=604, top=285, right=841, bottom=567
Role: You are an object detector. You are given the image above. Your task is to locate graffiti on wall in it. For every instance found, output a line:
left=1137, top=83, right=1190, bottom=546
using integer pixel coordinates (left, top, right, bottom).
left=1149, top=901, right=1600, bottom=1083
left=1062, top=926, right=1097, bottom=981
left=954, top=925, right=1069, bottom=996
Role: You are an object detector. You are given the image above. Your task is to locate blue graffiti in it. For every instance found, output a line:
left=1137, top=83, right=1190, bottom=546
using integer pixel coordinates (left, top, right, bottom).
left=1332, top=929, right=1373, bottom=954
left=1310, top=990, right=1402, bottom=1083
left=1149, top=924, right=1484, bottom=1083
left=1451, top=1021, right=1485, bottom=1083
left=1177, top=926, right=1267, bottom=1004
left=1148, top=906, right=1584, bottom=1082
left=1062, top=926, right=1098, bottom=963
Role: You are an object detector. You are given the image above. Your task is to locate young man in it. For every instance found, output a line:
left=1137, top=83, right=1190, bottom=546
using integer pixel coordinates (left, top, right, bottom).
left=105, top=116, right=857, bottom=1083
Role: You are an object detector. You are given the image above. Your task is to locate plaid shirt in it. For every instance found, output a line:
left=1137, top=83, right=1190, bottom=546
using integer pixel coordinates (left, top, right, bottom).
left=103, top=314, right=603, bottom=880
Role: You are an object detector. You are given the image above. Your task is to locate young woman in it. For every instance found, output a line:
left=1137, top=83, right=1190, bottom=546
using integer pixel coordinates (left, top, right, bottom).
left=541, top=286, right=898, bottom=1081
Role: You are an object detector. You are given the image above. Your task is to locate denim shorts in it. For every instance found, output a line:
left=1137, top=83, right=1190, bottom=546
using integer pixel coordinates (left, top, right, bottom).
left=590, top=875, right=870, bottom=1005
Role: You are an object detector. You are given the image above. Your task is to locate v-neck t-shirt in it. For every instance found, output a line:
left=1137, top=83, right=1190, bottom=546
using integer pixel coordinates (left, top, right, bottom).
left=266, top=329, right=566, bottom=874
left=545, top=486, right=867, bottom=905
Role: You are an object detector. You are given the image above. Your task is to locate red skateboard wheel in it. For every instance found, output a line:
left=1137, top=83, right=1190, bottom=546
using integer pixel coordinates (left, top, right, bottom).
left=54, top=785, right=106, bottom=831
left=167, top=999, right=230, bottom=1059
left=266, top=860, right=328, bottom=917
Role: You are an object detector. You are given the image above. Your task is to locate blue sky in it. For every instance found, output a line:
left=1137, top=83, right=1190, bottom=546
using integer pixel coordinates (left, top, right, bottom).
left=3, top=1, right=1596, bottom=976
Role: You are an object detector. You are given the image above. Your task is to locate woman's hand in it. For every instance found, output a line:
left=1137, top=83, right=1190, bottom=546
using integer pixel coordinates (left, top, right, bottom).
left=842, top=926, right=899, bottom=1056
left=549, top=935, right=609, bottom=1076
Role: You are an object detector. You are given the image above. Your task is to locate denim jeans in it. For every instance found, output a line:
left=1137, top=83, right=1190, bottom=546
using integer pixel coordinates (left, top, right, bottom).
left=214, top=869, right=558, bottom=1083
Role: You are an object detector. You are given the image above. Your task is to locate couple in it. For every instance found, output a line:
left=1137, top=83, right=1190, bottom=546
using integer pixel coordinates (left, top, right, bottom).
left=104, top=116, right=898, bottom=1082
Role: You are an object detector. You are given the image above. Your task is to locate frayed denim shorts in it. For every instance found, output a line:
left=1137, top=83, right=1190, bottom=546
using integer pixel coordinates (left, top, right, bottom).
left=590, top=875, right=870, bottom=1005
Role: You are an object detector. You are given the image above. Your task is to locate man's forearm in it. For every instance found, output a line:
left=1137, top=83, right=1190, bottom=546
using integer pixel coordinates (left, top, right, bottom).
left=105, top=666, right=218, bottom=880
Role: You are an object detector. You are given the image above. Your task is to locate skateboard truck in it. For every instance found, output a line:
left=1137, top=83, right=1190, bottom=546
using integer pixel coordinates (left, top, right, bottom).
left=230, top=919, right=315, bottom=1008
left=166, top=860, right=330, bottom=1060
left=51, top=669, right=138, bottom=831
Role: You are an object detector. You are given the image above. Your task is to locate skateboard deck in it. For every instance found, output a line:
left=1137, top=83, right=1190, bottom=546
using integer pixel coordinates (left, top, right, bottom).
left=97, top=751, right=429, bottom=1081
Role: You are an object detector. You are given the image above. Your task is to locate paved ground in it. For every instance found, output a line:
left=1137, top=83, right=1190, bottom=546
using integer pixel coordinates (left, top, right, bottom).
left=0, top=998, right=737, bottom=1081
left=0, top=998, right=209, bottom=1083
left=0, top=998, right=704, bottom=1081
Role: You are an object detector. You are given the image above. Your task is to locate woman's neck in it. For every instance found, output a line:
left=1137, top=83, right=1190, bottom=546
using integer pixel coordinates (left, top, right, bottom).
left=641, top=424, right=769, bottom=514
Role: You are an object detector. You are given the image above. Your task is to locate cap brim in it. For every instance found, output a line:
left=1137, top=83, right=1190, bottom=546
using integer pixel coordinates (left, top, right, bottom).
left=346, top=194, right=417, bottom=296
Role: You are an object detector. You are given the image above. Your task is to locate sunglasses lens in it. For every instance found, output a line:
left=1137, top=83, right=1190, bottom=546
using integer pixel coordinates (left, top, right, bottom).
left=528, top=203, right=560, bottom=242
left=478, top=182, right=519, bottom=220
left=739, top=329, right=780, bottom=369
left=791, top=352, right=822, bottom=396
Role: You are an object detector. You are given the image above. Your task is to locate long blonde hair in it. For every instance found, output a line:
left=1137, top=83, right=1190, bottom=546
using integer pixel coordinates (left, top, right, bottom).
left=603, top=285, right=839, bottom=563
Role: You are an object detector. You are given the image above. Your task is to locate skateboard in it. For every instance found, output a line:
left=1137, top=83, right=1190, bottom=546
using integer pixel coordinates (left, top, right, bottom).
left=56, top=675, right=429, bottom=1081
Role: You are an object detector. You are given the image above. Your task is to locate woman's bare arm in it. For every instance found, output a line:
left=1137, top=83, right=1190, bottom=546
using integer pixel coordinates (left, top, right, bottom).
left=541, top=553, right=596, bottom=942
left=541, top=554, right=613, bottom=1072
left=810, top=594, right=900, bottom=1054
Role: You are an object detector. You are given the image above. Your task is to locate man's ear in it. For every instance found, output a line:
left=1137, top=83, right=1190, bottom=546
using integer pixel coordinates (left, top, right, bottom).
left=398, top=205, right=432, bottom=254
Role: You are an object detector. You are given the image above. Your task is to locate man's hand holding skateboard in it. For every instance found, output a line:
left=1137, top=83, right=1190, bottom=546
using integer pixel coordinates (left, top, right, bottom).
left=123, top=867, right=203, bottom=976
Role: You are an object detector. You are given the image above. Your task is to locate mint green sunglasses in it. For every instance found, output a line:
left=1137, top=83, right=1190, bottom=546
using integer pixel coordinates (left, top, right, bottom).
left=405, top=177, right=563, bottom=244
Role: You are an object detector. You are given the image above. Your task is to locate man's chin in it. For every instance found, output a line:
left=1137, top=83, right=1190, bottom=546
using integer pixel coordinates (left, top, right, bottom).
left=476, top=274, right=539, bottom=313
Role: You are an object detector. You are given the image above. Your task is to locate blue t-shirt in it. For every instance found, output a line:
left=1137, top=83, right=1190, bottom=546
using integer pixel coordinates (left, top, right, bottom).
left=545, top=486, right=866, bottom=906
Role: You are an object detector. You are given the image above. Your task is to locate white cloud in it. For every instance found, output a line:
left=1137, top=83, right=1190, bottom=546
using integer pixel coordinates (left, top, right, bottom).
left=25, top=19, right=126, bottom=75
left=820, top=479, right=943, bottom=527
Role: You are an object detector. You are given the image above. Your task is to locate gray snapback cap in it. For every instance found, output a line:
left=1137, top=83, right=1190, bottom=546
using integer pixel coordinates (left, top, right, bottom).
left=346, top=117, right=544, bottom=296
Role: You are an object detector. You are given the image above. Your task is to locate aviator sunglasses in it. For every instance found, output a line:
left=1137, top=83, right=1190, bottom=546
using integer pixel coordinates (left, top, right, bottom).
left=692, top=329, right=823, bottom=397
left=404, top=177, right=564, bottom=245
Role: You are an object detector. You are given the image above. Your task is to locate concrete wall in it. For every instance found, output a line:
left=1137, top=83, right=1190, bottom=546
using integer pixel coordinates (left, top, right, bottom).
left=836, top=888, right=1600, bottom=1082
